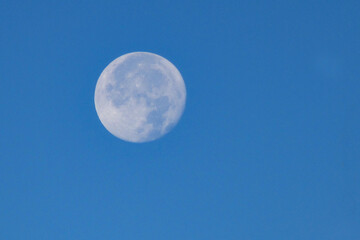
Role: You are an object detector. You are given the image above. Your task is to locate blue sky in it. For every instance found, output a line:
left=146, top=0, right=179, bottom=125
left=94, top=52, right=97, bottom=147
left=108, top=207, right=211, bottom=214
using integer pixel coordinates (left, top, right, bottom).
left=1, top=0, right=359, bottom=239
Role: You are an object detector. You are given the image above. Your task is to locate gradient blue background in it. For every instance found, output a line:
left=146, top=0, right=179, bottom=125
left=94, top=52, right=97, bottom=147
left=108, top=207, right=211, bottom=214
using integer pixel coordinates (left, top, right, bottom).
left=1, top=0, right=359, bottom=239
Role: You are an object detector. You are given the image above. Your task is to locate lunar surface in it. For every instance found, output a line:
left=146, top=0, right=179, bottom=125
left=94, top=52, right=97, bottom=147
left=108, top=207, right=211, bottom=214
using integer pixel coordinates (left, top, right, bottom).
left=94, top=52, right=186, bottom=143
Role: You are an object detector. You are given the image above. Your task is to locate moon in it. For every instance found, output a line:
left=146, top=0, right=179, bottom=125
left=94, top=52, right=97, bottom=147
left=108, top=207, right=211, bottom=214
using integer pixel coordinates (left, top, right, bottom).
left=94, top=52, right=186, bottom=143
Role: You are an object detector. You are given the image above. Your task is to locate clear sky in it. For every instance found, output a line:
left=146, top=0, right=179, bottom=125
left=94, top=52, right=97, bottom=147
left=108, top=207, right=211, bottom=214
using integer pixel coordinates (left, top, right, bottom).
left=1, top=0, right=359, bottom=239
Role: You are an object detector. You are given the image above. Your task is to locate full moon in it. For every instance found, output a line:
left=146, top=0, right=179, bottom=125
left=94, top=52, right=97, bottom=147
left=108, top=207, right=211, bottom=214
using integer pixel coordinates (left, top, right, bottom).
left=94, top=52, right=186, bottom=143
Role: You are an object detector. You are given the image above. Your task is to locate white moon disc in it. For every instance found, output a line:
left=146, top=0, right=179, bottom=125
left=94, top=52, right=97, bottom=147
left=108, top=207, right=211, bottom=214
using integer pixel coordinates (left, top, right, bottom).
left=94, top=52, right=186, bottom=143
